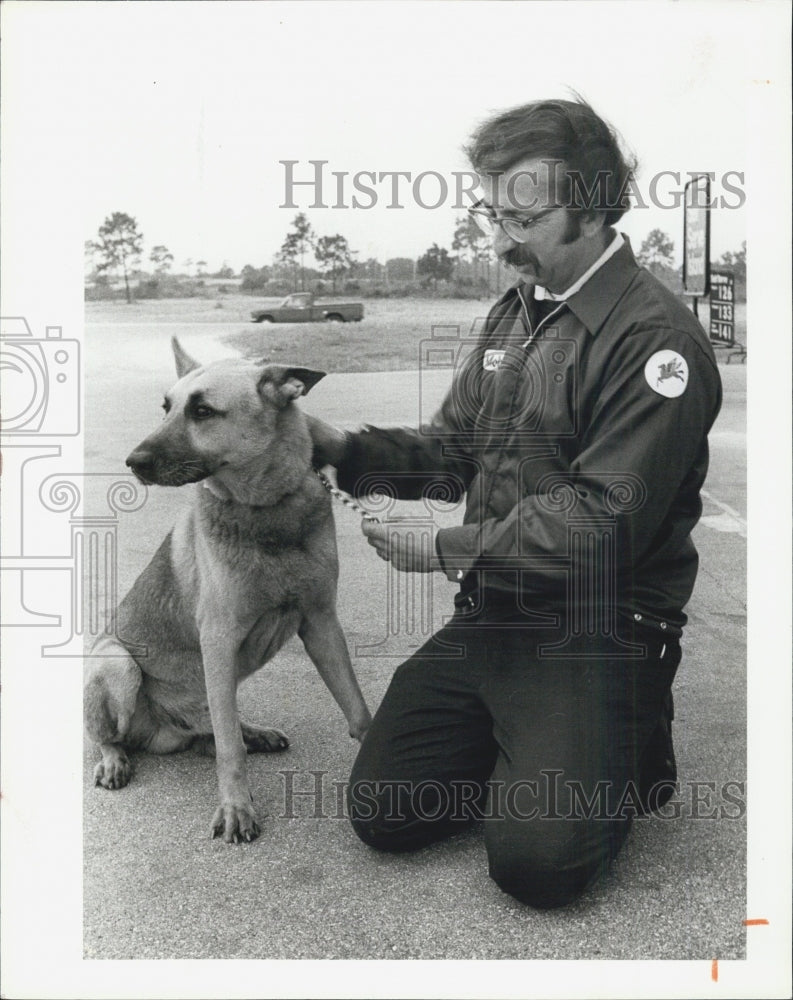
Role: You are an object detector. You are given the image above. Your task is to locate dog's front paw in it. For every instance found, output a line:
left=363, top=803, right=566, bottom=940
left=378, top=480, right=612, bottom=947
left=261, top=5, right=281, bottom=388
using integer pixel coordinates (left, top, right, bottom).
left=93, top=752, right=132, bottom=790
left=241, top=724, right=289, bottom=754
left=210, top=801, right=260, bottom=844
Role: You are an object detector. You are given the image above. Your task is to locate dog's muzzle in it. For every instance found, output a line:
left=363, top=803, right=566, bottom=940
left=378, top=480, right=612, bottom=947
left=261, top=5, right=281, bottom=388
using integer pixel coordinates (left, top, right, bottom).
left=126, top=447, right=157, bottom=484
left=125, top=447, right=212, bottom=487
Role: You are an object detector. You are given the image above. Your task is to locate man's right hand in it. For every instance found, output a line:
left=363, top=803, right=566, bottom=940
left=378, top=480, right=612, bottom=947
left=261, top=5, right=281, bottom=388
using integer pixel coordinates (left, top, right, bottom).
left=305, top=414, right=349, bottom=468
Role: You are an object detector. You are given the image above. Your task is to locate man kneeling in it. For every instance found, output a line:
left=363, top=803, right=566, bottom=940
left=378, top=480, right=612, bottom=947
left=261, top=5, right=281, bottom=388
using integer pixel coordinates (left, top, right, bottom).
left=311, top=97, right=721, bottom=907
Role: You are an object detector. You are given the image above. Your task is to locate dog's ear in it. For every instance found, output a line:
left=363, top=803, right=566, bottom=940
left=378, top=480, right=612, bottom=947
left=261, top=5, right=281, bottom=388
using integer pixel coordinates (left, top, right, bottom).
left=257, top=366, right=327, bottom=408
left=171, top=337, right=201, bottom=379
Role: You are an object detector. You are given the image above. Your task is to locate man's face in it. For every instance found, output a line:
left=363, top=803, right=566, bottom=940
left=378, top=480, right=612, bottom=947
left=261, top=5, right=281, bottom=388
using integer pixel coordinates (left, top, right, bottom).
left=478, top=156, right=603, bottom=294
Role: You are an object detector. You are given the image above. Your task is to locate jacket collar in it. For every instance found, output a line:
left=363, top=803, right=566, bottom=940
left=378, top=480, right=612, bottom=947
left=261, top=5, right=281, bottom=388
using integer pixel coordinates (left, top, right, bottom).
left=535, top=231, right=625, bottom=301
left=563, top=235, right=640, bottom=335
left=497, top=234, right=640, bottom=337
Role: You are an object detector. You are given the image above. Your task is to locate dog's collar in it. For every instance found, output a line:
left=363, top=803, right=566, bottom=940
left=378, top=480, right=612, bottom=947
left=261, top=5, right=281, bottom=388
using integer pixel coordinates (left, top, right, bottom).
left=202, top=474, right=311, bottom=510
left=314, top=469, right=379, bottom=523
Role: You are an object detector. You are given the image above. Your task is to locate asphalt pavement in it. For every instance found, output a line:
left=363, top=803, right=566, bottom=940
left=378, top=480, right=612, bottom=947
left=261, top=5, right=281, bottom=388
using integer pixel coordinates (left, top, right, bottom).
left=82, top=324, right=747, bottom=963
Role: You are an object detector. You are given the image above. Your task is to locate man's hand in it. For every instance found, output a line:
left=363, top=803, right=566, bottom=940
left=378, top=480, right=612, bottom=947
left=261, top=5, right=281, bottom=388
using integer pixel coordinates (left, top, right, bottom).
left=305, top=413, right=349, bottom=468
left=362, top=520, right=443, bottom=574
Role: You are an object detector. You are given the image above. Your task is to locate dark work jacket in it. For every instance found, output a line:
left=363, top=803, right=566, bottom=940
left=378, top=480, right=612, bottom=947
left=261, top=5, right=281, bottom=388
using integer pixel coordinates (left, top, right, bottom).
left=336, top=238, right=722, bottom=636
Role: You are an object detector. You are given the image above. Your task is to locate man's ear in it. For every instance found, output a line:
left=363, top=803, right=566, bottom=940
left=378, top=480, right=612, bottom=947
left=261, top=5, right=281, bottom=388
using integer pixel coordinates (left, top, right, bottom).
left=172, top=337, right=201, bottom=378
left=257, top=365, right=327, bottom=407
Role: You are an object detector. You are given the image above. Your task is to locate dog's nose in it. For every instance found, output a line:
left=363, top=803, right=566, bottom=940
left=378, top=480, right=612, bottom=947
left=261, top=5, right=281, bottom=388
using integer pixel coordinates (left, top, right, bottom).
left=126, top=448, right=155, bottom=481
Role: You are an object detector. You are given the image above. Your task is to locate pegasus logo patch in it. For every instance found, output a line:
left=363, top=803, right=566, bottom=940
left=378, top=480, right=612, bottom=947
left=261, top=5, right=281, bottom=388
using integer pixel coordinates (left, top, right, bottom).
left=644, top=350, right=689, bottom=397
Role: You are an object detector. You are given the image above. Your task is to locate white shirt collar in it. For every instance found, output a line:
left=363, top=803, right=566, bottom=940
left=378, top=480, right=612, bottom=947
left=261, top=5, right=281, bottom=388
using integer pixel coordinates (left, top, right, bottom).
left=534, top=231, right=624, bottom=302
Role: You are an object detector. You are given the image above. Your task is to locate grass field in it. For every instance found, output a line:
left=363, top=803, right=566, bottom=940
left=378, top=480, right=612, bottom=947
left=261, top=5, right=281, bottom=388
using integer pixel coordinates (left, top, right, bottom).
left=227, top=298, right=501, bottom=371
left=85, top=293, right=747, bottom=373
left=86, top=295, right=494, bottom=372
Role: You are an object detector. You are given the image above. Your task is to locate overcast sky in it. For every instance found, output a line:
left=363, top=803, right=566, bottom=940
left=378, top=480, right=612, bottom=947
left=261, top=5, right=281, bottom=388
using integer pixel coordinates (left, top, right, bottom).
left=3, top=1, right=781, bottom=273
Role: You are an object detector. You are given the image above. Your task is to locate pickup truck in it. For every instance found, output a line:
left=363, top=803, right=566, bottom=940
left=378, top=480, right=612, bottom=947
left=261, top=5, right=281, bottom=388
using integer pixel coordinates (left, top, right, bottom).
left=251, top=292, right=364, bottom=323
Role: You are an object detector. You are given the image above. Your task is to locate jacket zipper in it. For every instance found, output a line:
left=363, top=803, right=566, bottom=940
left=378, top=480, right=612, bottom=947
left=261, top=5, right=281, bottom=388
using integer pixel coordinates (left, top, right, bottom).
left=518, top=285, right=565, bottom=348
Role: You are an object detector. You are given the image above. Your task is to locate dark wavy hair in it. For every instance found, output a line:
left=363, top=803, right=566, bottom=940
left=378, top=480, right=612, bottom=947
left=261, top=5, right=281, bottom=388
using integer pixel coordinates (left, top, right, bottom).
left=465, top=98, right=637, bottom=225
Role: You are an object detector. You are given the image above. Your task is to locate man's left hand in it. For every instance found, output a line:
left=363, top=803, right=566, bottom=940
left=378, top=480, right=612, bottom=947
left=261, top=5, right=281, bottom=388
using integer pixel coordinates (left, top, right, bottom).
left=362, top=520, right=442, bottom=574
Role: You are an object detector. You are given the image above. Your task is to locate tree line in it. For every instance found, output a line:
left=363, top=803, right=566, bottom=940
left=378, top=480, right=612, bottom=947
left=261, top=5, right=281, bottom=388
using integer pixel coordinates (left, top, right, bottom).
left=635, top=228, right=746, bottom=296
left=85, top=211, right=747, bottom=304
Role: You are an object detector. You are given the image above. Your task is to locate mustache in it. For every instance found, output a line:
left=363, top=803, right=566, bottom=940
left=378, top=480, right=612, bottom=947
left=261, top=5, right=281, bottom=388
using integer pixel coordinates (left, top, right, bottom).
left=501, top=248, right=539, bottom=269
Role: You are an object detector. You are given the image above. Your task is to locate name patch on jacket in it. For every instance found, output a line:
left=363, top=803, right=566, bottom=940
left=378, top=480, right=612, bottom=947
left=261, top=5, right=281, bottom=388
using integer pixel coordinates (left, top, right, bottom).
left=483, top=349, right=506, bottom=371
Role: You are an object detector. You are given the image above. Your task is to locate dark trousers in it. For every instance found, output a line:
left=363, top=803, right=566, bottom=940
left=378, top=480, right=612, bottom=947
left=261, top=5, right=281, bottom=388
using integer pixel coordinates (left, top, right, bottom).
left=348, top=614, right=680, bottom=908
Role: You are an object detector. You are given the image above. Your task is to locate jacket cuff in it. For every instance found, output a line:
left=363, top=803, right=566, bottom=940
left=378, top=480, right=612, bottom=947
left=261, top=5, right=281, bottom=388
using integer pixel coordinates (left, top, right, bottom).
left=335, top=432, right=364, bottom=495
left=435, top=525, right=480, bottom=583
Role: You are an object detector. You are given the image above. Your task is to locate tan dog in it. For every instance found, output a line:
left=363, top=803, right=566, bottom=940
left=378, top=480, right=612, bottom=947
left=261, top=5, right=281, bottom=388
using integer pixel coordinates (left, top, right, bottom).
left=84, top=339, right=371, bottom=842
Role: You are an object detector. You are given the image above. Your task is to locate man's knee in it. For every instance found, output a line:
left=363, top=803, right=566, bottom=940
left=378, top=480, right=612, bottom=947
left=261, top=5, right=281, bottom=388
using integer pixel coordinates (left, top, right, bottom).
left=485, top=819, right=627, bottom=909
left=487, top=847, right=591, bottom=909
left=348, top=776, right=482, bottom=853
left=348, top=777, right=432, bottom=852
left=348, top=808, right=422, bottom=853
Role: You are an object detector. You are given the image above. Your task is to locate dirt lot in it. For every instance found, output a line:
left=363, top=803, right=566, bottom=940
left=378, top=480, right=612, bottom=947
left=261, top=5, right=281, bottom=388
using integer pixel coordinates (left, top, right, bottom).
left=86, top=295, right=492, bottom=372
left=85, top=293, right=747, bottom=373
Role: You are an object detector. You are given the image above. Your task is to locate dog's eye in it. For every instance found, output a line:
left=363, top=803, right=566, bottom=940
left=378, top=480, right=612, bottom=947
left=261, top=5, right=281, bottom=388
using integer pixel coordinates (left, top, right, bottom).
left=193, top=405, right=216, bottom=420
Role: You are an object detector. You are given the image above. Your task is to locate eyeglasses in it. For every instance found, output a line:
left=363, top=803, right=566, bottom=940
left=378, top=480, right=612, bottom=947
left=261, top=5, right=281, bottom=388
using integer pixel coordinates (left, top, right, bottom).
left=467, top=199, right=561, bottom=243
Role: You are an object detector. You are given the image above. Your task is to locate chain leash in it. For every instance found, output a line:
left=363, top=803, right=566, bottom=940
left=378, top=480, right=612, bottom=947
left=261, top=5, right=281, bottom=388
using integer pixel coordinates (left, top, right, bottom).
left=314, top=469, right=381, bottom=524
